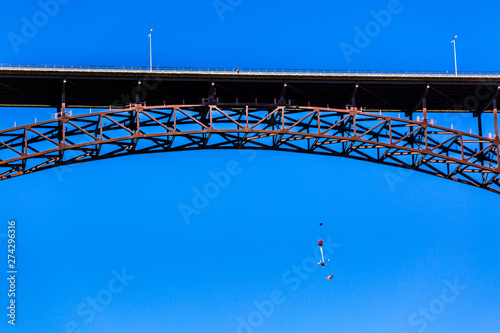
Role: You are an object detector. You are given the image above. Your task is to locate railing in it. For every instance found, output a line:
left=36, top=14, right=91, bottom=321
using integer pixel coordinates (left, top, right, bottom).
left=1, top=63, right=500, bottom=77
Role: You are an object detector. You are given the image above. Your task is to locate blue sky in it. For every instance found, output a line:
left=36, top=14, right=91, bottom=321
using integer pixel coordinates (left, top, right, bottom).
left=1, top=1, right=500, bottom=332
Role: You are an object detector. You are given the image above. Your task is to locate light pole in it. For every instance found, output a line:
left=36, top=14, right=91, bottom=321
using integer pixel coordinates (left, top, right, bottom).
left=148, top=29, right=153, bottom=72
left=451, top=35, right=457, bottom=76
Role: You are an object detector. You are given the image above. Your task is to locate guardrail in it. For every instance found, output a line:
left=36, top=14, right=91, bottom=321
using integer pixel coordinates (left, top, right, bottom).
left=1, top=63, right=500, bottom=77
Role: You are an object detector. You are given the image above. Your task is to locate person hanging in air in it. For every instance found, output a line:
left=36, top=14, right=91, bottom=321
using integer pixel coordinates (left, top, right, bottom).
left=318, top=239, right=325, bottom=266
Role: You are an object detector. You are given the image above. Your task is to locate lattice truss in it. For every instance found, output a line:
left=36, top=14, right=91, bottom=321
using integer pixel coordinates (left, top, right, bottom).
left=0, top=104, right=499, bottom=193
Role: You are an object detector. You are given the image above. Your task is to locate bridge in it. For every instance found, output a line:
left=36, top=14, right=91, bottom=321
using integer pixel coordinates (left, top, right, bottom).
left=1, top=64, right=499, bottom=194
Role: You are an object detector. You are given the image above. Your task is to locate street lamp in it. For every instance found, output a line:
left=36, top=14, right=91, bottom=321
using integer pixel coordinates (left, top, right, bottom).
left=451, top=35, right=458, bottom=76
left=148, top=29, right=153, bottom=72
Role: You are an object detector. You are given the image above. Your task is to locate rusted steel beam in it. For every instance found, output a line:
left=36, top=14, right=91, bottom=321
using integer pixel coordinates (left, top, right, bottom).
left=0, top=104, right=499, bottom=194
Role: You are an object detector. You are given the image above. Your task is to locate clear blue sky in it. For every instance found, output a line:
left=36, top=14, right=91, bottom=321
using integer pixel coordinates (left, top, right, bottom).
left=1, top=1, right=500, bottom=332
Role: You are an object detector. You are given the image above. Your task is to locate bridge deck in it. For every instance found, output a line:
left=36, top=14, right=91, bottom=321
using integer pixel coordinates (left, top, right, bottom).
left=0, top=65, right=499, bottom=112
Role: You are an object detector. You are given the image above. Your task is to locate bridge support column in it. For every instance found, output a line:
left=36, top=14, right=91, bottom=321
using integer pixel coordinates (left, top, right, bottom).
left=477, top=113, right=483, bottom=137
left=493, top=98, right=500, bottom=170
left=422, top=97, right=428, bottom=149
left=207, top=81, right=218, bottom=104
left=494, top=98, right=498, bottom=139
left=279, top=82, right=287, bottom=105
left=136, top=80, right=142, bottom=104
left=60, top=79, right=66, bottom=117
left=350, top=83, right=358, bottom=107
left=209, top=106, right=213, bottom=128
left=422, top=97, right=427, bottom=121
left=349, top=107, right=358, bottom=137
left=477, top=113, right=484, bottom=166
left=245, top=105, right=249, bottom=128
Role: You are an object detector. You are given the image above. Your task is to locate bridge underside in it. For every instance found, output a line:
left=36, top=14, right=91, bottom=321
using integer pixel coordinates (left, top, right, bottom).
left=1, top=104, right=499, bottom=194
left=0, top=68, right=499, bottom=114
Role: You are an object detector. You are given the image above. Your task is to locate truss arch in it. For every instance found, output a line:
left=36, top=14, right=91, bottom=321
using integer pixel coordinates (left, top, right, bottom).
left=0, top=103, right=499, bottom=194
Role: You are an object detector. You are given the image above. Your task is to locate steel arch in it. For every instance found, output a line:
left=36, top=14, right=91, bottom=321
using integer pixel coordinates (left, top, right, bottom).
left=0, top=104, right=499, bottom=193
